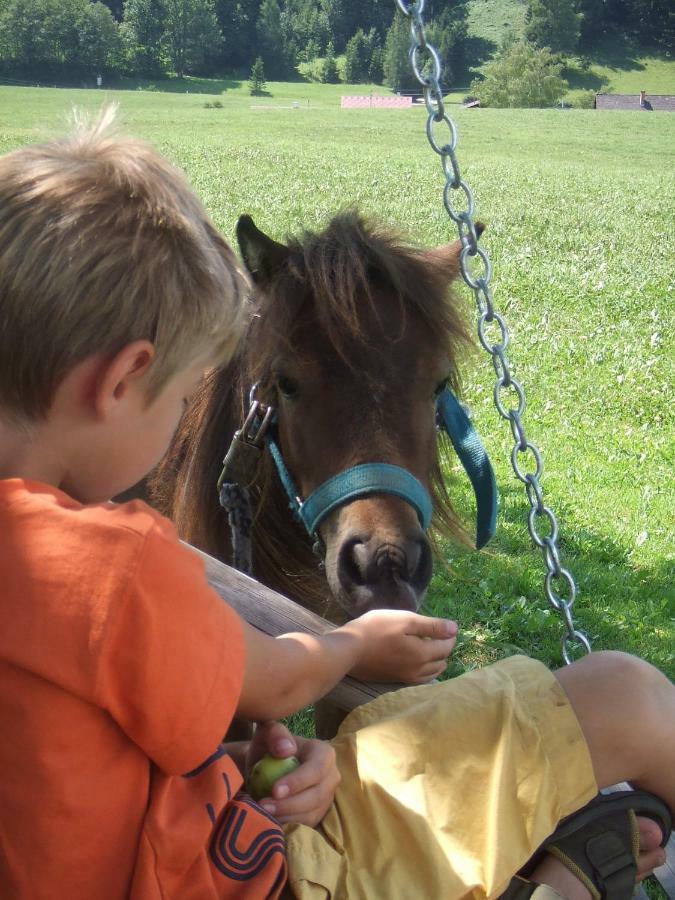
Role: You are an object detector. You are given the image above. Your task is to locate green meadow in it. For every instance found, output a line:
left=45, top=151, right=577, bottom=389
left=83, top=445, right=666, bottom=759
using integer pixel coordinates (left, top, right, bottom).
left=1, top=83, right=673, bottom=680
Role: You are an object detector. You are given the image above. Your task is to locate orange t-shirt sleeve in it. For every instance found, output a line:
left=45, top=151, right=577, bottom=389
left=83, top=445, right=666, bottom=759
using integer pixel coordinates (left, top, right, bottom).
left=96, top=519, right=245, bottom=775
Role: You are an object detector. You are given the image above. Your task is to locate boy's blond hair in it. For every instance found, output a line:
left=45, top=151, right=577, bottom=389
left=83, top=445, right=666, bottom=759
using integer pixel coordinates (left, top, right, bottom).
left=0, top=106, right=247, bottom=422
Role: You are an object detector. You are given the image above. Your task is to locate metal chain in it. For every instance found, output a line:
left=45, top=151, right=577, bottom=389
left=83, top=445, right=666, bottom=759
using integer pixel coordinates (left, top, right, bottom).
left=395, top=0, right=591, bottom=663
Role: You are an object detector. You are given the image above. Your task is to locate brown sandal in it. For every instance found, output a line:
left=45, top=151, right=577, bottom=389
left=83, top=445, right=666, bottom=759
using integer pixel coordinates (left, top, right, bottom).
left=500, top=789, right=672, bottom=900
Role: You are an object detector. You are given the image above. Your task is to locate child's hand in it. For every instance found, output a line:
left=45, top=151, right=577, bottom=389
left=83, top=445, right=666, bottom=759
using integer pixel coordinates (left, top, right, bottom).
left=341, top=609, right=458, bottom=684
left=246, top=721, right=340, bottom=826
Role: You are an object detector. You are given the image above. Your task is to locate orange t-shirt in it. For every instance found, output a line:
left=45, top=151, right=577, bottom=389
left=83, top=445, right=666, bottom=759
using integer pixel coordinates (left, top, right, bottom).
left=0, top=479, right=287, bottom=899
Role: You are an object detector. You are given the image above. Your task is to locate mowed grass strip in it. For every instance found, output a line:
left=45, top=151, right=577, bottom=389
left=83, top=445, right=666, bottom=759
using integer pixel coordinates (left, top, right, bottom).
left=1, top=84, right=672, bottom=678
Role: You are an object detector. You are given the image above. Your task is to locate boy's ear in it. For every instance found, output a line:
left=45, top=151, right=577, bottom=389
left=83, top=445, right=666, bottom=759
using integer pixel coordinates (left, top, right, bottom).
left=94, top=340, right=155, bottom=420
left=236, top=215, right=289, bottom=284
left=424, top=221, right=486, bottom=280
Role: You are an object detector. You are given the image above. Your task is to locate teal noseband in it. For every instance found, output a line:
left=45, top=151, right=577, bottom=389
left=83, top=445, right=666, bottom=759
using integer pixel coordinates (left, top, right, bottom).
left=266, top=388, right=498, bottom=549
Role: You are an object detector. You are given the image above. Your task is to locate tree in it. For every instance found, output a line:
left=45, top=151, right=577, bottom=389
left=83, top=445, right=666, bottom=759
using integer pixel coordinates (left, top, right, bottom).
left=369, top=42, right=383, bottom=84
left=343, top=28, right=368, bottom=82
left=76, top=2, right=124, bottom=75
left=162, top=0, right=223, bottom=77
left=576, top=0, right=610, bottom=41
left=320, top=40, right=340, bottom=83
left=214, top=0, right=261, bottom=71
left=619, top=0, right=674, bottom=48
left=100, top=0, right=124, bottom=20
left=427, top=3, right=470, bottom=87
left=248, top=55, right=266, bottom=93
left=320, top=0, right=358, bottom=52
left=470, top=40, right=568, bottom=107
left=256, top=0, right=289, bottom=78
left=281, top=0, right=329, bottom=64
left=320, top=0, right=393, bottom=52
left=574, top=0, right=673, bottom=49
left=297, top=37, right=321, bottom=64
left=525, top=0, right=582, bottom=53
left=342, top=27, right=382, bottom=83
left=121, top=0, right=166, bottom=77
left=382, top=12, right=417, bottom=92
left=0, top=0, right=64, bottom=77
left=0, top=0, right=122, bottom=79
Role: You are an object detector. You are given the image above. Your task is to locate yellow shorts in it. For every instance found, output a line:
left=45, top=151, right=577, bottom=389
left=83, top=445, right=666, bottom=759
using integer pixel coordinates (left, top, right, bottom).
left=284, top=656, right=597, bottom=900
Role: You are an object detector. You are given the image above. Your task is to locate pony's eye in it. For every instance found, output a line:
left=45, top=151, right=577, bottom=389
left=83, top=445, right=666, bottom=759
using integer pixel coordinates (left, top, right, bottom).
left=433, top=377, right=449, bottom=398
left=276, top=375, right=299, bottom=399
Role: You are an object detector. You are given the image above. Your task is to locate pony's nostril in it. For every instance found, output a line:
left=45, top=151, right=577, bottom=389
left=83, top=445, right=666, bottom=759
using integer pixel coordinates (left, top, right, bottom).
left=402, top=540, right=421, bottom=579
left=337, top=537, right=367, bottom=588
left=411, top=538, right=433, bottom=591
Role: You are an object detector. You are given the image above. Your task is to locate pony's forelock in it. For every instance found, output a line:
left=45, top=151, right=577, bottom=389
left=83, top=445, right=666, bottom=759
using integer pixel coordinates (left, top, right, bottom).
left=251, top=212, right=470, bottom=382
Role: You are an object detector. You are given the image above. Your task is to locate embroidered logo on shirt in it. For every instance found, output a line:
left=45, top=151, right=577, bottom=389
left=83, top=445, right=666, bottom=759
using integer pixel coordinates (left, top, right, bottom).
left=209, top=795, right=286, bottom=883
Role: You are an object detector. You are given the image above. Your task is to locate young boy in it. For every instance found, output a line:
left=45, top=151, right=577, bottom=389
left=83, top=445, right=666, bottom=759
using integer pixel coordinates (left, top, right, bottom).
left=0, top=112, right=672, bottom=900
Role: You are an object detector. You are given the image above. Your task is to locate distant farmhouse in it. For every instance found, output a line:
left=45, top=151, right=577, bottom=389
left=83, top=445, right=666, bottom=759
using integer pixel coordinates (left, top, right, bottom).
left=595, top=90, right=675, bottom=111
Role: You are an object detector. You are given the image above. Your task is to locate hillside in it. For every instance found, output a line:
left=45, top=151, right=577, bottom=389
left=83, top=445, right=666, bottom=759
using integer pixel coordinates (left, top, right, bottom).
left=467, top=0, right=527, bottom=51
left=563, top=46, right=675, bottom=98
left=463, top=0, right=675, bottom=100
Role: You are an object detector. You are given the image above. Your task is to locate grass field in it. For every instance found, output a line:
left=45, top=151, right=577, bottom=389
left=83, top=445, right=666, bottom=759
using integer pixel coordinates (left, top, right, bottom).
left=1, top=83, right=673, bottom=684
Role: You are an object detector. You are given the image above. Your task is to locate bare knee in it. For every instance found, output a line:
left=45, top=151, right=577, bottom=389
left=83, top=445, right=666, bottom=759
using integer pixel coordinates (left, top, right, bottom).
left=577, top=649, right=666, bottom=694
left=558, top=649, right=666, bottom=698
left=555, top=651, right=674, bottom=789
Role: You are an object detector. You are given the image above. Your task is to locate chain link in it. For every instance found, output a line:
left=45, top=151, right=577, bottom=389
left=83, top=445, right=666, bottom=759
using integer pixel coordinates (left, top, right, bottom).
left=396, top=0, right=591, bottom=662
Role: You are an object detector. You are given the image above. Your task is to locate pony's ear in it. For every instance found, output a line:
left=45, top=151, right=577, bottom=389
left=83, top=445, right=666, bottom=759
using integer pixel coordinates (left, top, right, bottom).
left=425, top=221, right=486, bottom=280
left=236, top=215, right=289, bottom=283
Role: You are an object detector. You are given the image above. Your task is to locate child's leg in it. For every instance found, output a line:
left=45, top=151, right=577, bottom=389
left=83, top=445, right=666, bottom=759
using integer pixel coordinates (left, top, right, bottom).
left=529, top=651, right=675, bottom=900
left=554, top=650, right=675, bottom=815
left=283, top=653, right=673, bottom=900
left=285, top=655, right=601, bottom=899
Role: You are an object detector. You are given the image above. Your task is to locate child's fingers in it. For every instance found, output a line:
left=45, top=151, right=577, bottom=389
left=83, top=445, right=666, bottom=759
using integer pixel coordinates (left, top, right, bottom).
left=265, top=722, right=297, bottom=758
left=271, top=746, right=334, bottom=800
left=262, top=765, right=341, bottom=826
left=402, top=635, right=455, bottom=672
left=262, top=783, right=326, bottom=824
left=252, top=720, right=297, bottom=759
left=257, top=739, right=339, bottom=826
left=408, top=616, right=457, bottom=640
left=409, top=662, right=448, bottom=684
left=417, top=635, right=456, bottom=661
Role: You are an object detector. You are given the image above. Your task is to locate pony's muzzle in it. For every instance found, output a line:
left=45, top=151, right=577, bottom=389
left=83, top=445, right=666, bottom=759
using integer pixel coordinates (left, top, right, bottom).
left=334, top=528, right=433, bottom=615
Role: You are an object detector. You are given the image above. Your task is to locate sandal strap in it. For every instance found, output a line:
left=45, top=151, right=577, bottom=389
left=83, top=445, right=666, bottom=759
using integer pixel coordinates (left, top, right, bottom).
left=501, top=790, right=671, bottom=900
left=541, top=788, right=672, bottom=900
left=545, top=808, right=638, bottom=900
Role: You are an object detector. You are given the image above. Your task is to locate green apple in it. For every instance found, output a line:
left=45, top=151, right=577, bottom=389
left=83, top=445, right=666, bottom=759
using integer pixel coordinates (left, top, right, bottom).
left=247, top=753, right=300, bottom=801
